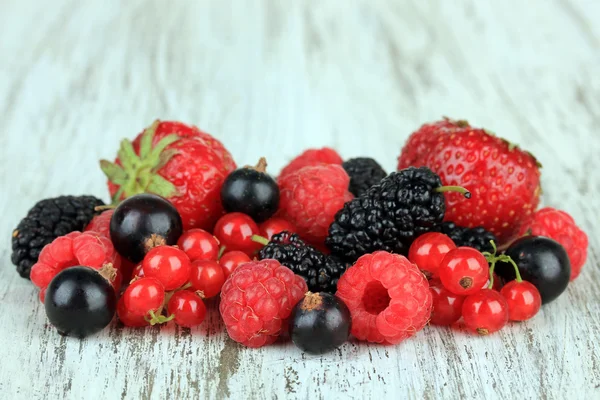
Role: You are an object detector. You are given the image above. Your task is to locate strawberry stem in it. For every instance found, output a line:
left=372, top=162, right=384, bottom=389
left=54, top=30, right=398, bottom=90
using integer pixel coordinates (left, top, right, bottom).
left=435, top=185, right=471, bottom=199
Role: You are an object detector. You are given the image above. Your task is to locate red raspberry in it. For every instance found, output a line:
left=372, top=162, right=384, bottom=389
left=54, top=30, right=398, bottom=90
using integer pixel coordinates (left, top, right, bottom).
left=30, top=231, right=121, bottom=300
left=335, top=251, right=432, bottom=344
left=279, top=147, right=343, bottom=179
left=219, top=259, right=308, bottom=348
left=517, top=207, right=588, bottom=280
left=277, top=164, right=353, bottom=244
left=85, top=209, right=114, bottom=238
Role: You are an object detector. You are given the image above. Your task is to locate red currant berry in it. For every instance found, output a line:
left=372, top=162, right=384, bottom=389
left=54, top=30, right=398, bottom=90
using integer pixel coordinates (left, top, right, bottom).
left=189, top=260, right=226, bottom=298
left=142, top=246, right=192, bottom=291
left=177, top=229, right=220, bottom=262
left=259, top=218, right=296, bottom=240
left=462, top=289, right=509, bottom=335
left=409, top=233, right=456, bottom=279
left=167, top=290, right=207, bottom=328
left=439, top=247, right=489, bottom=295
left=131, top=264, right=144, bottom=280
left=117, top=297, right=149, bottom=327
left=429, top=280, right=465, bottom=326
left=122, top=277, right=165, bottom=317
left=220, top=251, right=251, bottom=279
left=500, top=280, right=541, bottom=321
left=214, top=212, right=262, bottom=256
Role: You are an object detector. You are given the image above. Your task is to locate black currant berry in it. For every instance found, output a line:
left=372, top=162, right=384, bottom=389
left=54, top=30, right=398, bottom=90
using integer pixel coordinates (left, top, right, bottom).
left=110, top=193, right=183, bottom=263
left=496, top=236, right=571, bottom=304
left=221, top=158, right=279, bottom=223
left=45, top=266, right=117, bottom=338
left=289, top=292, right=351, bottom=355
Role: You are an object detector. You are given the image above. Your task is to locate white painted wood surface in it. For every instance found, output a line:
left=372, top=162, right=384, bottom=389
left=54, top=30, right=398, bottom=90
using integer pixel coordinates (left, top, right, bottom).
left=1, top=1, right=599, bottom=399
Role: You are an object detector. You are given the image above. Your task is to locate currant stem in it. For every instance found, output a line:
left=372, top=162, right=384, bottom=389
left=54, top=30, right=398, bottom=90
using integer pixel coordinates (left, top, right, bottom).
left=251, top=235, right=270, bottom=246
left=217, top=246, right=227, bottom=259
left=95, top=204, right=117, bottom=212
left=435, top=185, right=472, bottom=199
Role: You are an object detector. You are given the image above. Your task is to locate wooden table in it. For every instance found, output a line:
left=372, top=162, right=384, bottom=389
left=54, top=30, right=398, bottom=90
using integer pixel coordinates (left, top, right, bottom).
left=1, top=1, right=599, bottom=399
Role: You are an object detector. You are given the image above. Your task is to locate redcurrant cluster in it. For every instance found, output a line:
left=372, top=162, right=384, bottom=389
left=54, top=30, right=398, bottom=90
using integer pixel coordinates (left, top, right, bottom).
left=117, top=214, right=296, bottom=329
left=409, top=233, right=542, bottom=335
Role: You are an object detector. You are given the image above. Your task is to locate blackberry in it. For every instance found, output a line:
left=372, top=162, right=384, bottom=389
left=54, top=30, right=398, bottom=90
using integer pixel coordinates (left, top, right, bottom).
left=258, top=232, right=347, bottom=293
left=326, top=167, right=470, bottom=262
left=342, top=157, right=387, bottom=197
left=441, top=222, right=497, bottom=253
left=11, top=195, right=105, bottom=279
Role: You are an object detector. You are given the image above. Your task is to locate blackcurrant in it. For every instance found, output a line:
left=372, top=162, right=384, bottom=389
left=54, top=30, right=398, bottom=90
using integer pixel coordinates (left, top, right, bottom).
left=289, top=292, right=351, bottom=355
left=220, top=158, right=279, bottom=223
left=45, top=266, right=117, bottom=338
left=496, top=236, right=571, bottom=304
left=110, top=193, right=183, bottom=263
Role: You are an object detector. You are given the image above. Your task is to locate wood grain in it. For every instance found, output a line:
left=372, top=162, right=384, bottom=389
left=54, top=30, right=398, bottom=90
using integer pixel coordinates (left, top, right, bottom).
left=1, top=1, right=599, bottom=399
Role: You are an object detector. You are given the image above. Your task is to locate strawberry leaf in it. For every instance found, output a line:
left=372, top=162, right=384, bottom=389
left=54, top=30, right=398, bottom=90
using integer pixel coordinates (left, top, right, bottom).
left=139, top=120, right=160, bottom=159
left=99, top=160, right=128, bottom=185
left=147, top=174, right=179, bottom=198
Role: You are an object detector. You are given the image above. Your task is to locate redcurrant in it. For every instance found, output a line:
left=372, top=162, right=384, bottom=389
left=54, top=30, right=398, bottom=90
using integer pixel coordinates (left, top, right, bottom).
left=429, top=280, right=465, bottom=326
left=462, top=289, right=509, bottom=335
left=122, top=277, right=165, bottom=317
left=117, top=297, right=149, bottom=327
left=167, top=290, right=207, bottom=328
left=131, top=264, right=144, bottom=280
left=259, top=218, right=296, bottom=240
left=220, top=251, right=251, bottom=279
left=500, top=280, right=541, bottom=321
left=142, top=246, right=192, bottom=291
left=214, top=213, right=262, bottom=256
left=190, top=260, right=226, bottom=298
left=177, top=229, right=220, bottom=262
left=439, top=247, right=489, bottom=295
left=409, top=233, right=456, bottom=279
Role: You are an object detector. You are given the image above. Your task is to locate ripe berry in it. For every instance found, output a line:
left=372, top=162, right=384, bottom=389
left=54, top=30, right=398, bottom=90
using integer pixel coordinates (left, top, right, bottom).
left=189, top=260, right=226, bottom=298
left=142, top=246, right=192, bottom=291
left=221, top=158, right=280, bottom=223
left=279, top=147, right=343, bottom=179
left=117, top=297, right=149, bottom=327
left=219, top=251, right=251, bottom=279
left=220, top=259, right=308, bottom=348
left=123, top=277, right=165, bottom=317
left=177, top=229, right=220, bottom=262
left=462, top=289, right=509, bottom=335
left=335, top=251, right=432, bottom=344
left=167, top=290, right=207, bottom=328
left=214, top=212, right=262, bottom=256
left=289, top=292, right=351, bottom=355
left=110, top=193, right=183, bottom=263
left=44, top=266, right=117, bottom=338
left=438, top=247, right=488, bottom=295
left=429, top=280, right=465, bottom=326
left=501, top=280, right=541, bottom=321
left=408, top=233, right=456, bottom=279
left=259, top=218, right=297, bottom=240
left=496, top=236, right=570, bottom=304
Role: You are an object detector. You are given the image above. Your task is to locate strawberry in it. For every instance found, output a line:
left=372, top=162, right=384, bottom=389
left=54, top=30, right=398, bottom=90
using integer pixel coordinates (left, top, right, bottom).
left=101, top=120, right=236, bottom=231
left=398, top=119, right=541, bottom=244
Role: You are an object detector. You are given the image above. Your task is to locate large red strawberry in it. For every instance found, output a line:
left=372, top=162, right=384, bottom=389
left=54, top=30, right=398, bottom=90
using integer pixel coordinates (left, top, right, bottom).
left=398, top=119, right=541, bottom=244
left=101, top=120, right=236, bottom=231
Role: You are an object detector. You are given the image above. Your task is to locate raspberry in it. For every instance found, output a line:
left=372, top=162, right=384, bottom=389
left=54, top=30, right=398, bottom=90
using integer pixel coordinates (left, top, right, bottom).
left=517, top=207, right=588, bottom=280
left=85, top=209, right=114, bottom=238
left=30, top=231, right=121, bottom=300
left=279, top=147, right=343, bottom=179
left=219, top=259, right=308, bottom=348
left=278, top=164, right=353, bottom=244
left=335, top=251, right=432, bottom=344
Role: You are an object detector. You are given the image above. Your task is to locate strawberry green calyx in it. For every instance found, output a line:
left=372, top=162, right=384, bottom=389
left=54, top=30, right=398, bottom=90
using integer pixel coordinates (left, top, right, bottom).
left=100, top=120, right=181, bottom=203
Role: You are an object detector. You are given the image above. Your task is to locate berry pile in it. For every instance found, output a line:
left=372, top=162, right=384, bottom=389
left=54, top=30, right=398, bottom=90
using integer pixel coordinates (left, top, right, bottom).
left=9, top=118, right=588, bottom=355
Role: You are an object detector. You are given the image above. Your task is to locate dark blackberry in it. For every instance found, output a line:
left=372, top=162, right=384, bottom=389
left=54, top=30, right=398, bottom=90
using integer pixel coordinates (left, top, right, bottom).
left=258, top=232, right=347, bottom=293
left=326, top=167, right=470, bottom=262
left=342, top=157, right=387, bottom=197
left=441, top=222, right=497, bottom=253
left=11, top=195, right=105, bottom=279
